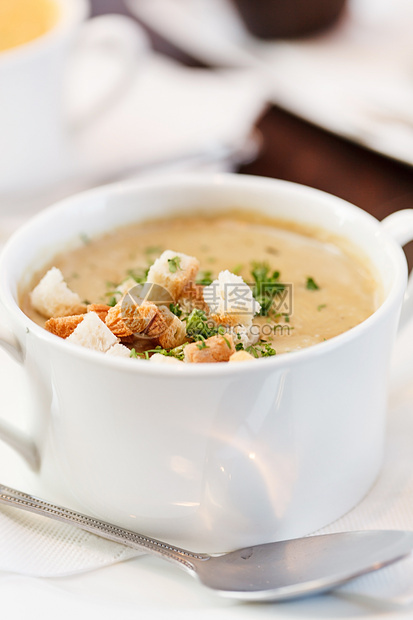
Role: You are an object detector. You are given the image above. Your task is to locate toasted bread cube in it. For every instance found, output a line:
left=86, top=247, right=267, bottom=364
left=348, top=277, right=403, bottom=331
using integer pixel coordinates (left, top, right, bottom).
left=30, top=267, right=86, bottom=318
left=144, top=305, right=174, bottom=339
left=67, top=312, right=118, bottom=352
left=106, top=343, right=132, bottom=358
left=87, top=304, right=110, bottom=322
left=210, top=313, right=239, bottom=328
left=45, top=314, right=85, bottom=339
left=150, top=353, right=184, bottom=365
left=147, top=250, right=200, bottom=301
left=105, top=299, right=158, bottom=338
left=204, top=270, right=260, bottom=328
left=229, top=350, right=255, bottom=362
left=158, top=314, right=187, bottom=349
left=184, top=334, right=235, bottom=364
left=179, top=282, right=209, bottom=313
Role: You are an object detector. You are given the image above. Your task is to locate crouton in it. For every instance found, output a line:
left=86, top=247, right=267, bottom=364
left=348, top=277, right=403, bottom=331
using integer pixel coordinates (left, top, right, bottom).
left=150, top=353, right=184, bottom=365
left=184, top=334, right=235, bottom=363
left=87, top=304, right=110, bottom=322
left=147, top=251, right=200, bottom=301
left=210, top=313, right=239, bottom=328
left=105, top=299, right=158, bottom=338
left=229, top=350, right=255, bottom=362
left=204, top=270, right=261, bottom=328
left=45, top=314, right=85, bottom=339
left=179, top=282, right=209, bottom=313
left=144, top=305, right=174, bottom=339
left=30, top=267, right=86, bottom=318
left=67, top=312, right=118, bottom=352
left=106, top=343, right=132, bottom=358
left=158, top=314, right=187, bottom=349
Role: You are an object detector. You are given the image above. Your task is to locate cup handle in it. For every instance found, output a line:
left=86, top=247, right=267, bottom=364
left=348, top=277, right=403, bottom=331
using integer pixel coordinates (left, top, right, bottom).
left=0, top=317, right=40, bottom=471
left=381, top=209, right=413, bottom=330
left=67, top=14, right=150, bottom=131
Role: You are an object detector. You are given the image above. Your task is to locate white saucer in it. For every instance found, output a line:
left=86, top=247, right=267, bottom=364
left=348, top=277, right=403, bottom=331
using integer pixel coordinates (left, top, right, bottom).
left=127, top=0, right=413, bottom=167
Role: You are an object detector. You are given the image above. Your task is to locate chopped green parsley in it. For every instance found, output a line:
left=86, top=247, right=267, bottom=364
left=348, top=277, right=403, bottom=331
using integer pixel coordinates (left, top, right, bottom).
left=306, top=277, right=320, bottom=291
left=185, top=309, right=219, bottom=341
left=250, top=262, right=285, bottom=316
left=196, top=270, right=214, bottom=286
left=168, top=256, right=181, bottom=273
left=127, top=267, right=149, bottom=284
left=236, top=340, right=277, bottom=358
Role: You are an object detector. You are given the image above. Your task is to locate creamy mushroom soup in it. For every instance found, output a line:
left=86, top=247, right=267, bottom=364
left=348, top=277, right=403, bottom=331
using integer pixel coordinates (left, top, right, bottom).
left=21, top=211, right=379, bottom=361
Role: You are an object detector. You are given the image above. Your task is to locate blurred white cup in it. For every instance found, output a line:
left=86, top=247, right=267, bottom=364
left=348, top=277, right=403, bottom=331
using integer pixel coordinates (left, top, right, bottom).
left=0, top=0, right=148, bottom=195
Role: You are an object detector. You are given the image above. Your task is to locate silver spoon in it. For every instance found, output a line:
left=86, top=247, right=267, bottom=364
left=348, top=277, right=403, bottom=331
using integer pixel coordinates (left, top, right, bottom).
left=1, top=482, right=412, bottom=602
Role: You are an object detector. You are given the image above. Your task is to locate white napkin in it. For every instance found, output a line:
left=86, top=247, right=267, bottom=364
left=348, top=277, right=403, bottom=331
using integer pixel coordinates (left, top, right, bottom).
left=128, top=0, right=413, bottom=167
left=0, top=504, right=139, bottom=577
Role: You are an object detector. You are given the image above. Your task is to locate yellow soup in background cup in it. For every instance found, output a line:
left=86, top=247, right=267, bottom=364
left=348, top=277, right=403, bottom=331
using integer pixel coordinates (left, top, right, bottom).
left=0, top=0, right=147, bottom=196
left=0, top=0, right=59, bottom=52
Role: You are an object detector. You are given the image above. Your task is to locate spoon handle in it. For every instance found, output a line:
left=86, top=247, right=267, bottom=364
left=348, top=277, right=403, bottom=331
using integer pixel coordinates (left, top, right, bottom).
left=0, top=483, right=207, bottom=571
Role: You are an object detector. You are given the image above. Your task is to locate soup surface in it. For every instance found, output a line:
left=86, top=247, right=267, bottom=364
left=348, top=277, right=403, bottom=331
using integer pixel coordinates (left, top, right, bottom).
left=22, top=211, right=379, bottom=358
left=0, top=0, right=58, bottom=52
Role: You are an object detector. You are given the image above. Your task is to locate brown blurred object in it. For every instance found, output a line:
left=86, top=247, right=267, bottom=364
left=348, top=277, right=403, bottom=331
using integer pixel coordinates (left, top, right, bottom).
left=92, top=0, right=413, bottom=268
left=231, top=0, right=347, bottom=38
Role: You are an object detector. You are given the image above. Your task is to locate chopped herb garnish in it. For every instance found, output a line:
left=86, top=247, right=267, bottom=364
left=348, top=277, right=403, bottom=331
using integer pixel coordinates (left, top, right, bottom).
left=167, top=343, right=188, bottom=360
left=185, top=309, right=218, bottom=340
left=283, top=314, right=290, bottom=323
left=144, top=245, right=163, bottom=255
left=168, top=256, right=181, bottom=273
left=246, top=345, right=259, bottom=358
left=126, top=267, right=149, bottom=284
left=232, top=264, right=243, bottom=275
left=246, top=341, right=277, bottom=358
left=196, top=339, right=209, bottom=350
left=196, top=270, right=214, bottom=286
left=235, top=342, right=244, bottom=351
left=169, top=302, right=182, bottom=318
left=306, top=277, right=320, bottom=291
left=130, top=348, right=139, bottom=358
left=136, top=344, right=188, bottom=361
left=222, top=336, right=232, bottom=349
left=107, top=296, right=117, bottom=307
left=317, top=304, right=327, bottom=311
left=250, top=262, right=285, bottom=316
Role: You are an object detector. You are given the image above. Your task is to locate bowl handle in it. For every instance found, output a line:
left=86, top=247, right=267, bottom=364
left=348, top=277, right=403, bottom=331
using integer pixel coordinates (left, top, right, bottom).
left=0, top=318, right=40, bottom=471
left=381, top=209, right=413, bottom=330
